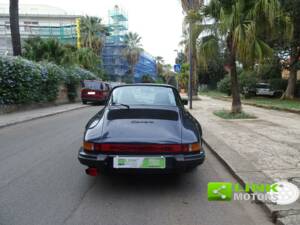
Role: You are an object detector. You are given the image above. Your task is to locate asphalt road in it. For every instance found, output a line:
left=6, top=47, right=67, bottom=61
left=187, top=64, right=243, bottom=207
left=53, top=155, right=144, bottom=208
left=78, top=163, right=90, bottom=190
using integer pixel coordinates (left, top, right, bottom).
left=0, top=106, right=274, bottom=225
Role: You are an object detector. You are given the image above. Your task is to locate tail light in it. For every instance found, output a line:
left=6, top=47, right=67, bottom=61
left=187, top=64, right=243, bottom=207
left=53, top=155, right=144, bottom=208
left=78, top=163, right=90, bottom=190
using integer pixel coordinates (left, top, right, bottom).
left=83, top=142, right=201, bottom=153
left=189, top=143, right=201, bottom=152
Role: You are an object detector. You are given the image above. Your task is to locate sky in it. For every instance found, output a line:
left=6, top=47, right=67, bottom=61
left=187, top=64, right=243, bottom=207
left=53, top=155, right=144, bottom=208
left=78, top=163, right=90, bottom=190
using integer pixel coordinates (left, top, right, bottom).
left=0, top=0, right=185, bottom=65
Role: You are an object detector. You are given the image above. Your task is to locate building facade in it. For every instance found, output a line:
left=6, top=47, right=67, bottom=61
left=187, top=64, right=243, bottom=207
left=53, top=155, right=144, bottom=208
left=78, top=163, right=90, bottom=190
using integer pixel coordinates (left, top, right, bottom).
left=102, top=5, right=157, bottom=82
left=0, top=4, right=157, bottom=82
left=0, top=4, right=78, bottom=55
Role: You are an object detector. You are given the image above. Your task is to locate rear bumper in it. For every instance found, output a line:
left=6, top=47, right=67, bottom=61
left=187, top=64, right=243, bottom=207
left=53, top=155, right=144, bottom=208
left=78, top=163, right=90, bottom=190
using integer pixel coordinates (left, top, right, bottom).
left=81, top=96, right=106, bottom=102
left=78, top=147, right=205, bottom=173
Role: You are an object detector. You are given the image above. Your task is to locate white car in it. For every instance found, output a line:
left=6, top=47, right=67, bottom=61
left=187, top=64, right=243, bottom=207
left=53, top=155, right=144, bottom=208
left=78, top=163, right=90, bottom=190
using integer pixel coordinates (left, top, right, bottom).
left=256, top=83, right=276, bottom=96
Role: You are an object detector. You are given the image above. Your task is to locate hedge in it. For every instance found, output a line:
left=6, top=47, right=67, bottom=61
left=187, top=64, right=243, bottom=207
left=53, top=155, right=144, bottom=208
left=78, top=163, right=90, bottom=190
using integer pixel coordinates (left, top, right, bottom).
left=0, top=56, right=97, bottom=105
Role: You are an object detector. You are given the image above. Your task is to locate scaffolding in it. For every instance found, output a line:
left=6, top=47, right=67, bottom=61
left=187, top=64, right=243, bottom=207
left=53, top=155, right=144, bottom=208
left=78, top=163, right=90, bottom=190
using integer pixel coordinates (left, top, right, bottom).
left=0, top=23, right=77, bottom=54
left=102, top=5, right=157, bottom=82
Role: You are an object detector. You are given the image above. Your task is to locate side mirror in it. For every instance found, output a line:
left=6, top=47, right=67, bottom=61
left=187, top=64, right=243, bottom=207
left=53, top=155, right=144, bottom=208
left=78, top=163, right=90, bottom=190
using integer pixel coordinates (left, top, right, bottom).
left=182, top=99, right=188, bottom=105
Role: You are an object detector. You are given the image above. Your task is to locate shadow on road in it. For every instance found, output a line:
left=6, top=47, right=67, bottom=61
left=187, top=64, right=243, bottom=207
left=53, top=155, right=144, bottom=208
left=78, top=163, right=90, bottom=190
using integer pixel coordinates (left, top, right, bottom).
left=90, top=169, right=203, bottom=196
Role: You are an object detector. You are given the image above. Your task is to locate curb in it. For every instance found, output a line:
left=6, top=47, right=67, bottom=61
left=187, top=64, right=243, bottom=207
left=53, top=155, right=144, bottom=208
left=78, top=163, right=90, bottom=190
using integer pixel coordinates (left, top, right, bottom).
left=0, top=105, right=89, bottom=129
left=202, top=129, right=300, bottom=225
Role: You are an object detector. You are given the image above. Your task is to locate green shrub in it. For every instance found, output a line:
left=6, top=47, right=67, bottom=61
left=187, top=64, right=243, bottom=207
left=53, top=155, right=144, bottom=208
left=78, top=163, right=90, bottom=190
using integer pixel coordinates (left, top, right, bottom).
left=217, top=74, right=231, bottom=96
left=0, top=57, right=42, bottom=104
left=64, top=67, right=97, bottom=101
left=239, top=71, right=257, bottom=92
left=40, top=63, right=66, bottom=102
left=0, top=56, right=98, bottom=105
left=217, top=71, right=257, bottom=97
left=269, top=78, right=288, bottom=91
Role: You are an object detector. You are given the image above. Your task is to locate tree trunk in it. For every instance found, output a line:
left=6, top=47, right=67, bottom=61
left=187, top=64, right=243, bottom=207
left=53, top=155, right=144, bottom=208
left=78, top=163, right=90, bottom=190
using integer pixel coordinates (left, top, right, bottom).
left=131, top=65, right=135, bottom=83
left=9, top=0, right=21, bottom=56
left=282, top=46, right=299, bottom=99
left=190, top=22, right=198, bottom=97
left=227, top=34, right=242, bottom=113
left=192, top=48, right=198, bottom=96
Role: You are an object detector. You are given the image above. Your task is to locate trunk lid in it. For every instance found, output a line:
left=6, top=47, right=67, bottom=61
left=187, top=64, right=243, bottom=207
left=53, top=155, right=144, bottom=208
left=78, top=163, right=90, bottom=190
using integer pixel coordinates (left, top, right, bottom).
left=100, top=108, right=182, bottom=144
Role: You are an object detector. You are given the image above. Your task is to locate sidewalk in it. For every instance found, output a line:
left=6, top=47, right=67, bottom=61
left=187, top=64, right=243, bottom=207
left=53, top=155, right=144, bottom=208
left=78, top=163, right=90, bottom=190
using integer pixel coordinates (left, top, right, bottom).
left=0, top=103, right=88, bottom=128
left=189, top=96, right=300, bottom=225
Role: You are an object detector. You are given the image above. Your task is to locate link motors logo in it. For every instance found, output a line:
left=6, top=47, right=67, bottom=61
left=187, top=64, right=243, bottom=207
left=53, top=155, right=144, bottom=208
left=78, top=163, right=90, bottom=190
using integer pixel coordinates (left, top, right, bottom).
left=207, top=181, right=300, bottom=205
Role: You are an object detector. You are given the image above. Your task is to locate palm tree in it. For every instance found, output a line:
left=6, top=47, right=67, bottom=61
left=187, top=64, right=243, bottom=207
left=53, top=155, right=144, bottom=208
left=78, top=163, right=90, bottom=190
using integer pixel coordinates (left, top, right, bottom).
left=180, top=0, right=204, bottom=96
left=80, top=16, right=108, bottom=55
left=155, top=56, right=164, bottom=76
left=9, top=0, right=21, bottom=56
left=123, top=32, right=143, bottom=83
left=280, top=0, right=300, bottom=99
left=200, top=0, right=287, bottom=113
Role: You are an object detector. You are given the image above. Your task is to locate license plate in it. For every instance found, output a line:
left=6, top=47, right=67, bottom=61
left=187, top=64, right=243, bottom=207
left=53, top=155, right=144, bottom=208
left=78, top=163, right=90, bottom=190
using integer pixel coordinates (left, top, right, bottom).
left=113, top=156, right=166, bottom=169
left=88, top=91, right=95, bottom=95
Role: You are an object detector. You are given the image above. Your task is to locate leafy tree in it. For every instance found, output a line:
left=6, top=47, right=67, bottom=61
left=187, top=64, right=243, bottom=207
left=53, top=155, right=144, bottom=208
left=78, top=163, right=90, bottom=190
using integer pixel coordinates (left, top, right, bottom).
left=80, top=16, right=108, bottom=55
left=200, top=0, right=287, bottom=113
left=178, top=63, right=190, bottom=90
left=278, top=0, right=300, bottom=99
left=23, top=38, right=66, bottom=65
left=23, top=38, right=103, bottom=79
left=155, top=56, right=164, bottom=76
left=9, top=0, right=21, bottom=55
left=180, top=0, right=204, bottom=95
left=76, top=48, right=100, bottom=73
left=123, top=32, right=143, bottom=83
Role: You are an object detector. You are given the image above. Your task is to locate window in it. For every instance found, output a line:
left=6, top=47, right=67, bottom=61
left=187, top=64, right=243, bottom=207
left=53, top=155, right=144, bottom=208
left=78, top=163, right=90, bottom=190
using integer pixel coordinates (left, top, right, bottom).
left=111, top=86, right=177, bottom=106
left=24, top=21, right=39, bottom=32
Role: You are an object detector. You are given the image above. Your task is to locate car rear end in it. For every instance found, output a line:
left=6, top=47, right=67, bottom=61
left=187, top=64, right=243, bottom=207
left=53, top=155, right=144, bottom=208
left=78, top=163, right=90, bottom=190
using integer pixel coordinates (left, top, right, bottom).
left=78, top=141, right=205, bottom=174
left=81, top=80, right=109, bottom=104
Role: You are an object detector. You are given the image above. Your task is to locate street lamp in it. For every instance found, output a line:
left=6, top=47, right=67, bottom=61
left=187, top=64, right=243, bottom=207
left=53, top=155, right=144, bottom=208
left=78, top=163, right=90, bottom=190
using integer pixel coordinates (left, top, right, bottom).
left=188, top=0, right=193, bottom=109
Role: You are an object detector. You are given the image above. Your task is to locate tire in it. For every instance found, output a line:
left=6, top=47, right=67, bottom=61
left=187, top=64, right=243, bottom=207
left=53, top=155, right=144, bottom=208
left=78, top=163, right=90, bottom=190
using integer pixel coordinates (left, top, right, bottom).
left=82, top=100, right=87, bottom=104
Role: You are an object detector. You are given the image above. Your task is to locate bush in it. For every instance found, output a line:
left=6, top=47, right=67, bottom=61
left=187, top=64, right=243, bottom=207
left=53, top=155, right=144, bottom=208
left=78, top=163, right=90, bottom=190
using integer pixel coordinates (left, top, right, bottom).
left=0, top=56, right=48, bottom=104
left=64, top=67, right=97, bottom=101
left=239, top=71, right=257, bottom=92
left=0, top=56, right=98, bottom=105
left=269, top=78, right=288, bottom=91
left=217, top=74, right=231, bottom=96
left=40, top=63, right=66, bottom=102
left=217, top=71, right=257, bottom=97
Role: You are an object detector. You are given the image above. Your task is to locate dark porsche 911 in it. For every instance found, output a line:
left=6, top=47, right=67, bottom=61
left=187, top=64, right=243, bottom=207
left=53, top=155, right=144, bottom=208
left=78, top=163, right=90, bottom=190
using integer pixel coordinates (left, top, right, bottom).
left=78, top=84, right=205, bottom=175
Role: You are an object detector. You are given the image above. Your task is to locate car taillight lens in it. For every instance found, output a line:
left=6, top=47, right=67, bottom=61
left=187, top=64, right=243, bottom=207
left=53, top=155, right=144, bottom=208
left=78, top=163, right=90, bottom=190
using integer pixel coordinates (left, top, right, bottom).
left=83, top=142, right=201, bottom=153
left=189, top=143, right=201, bottom=152
left=83, top=142, right=94, bottom=151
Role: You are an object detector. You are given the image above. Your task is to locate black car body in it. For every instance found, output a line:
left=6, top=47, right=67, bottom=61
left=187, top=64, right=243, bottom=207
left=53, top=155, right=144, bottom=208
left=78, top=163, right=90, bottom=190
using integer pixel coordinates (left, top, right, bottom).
left=78, top=84, right=205, bottom=174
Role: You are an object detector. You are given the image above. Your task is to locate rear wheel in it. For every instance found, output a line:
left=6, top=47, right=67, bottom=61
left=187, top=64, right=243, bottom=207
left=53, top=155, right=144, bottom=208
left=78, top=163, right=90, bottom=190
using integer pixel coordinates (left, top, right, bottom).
left=82, top=100, right=87, bottom=105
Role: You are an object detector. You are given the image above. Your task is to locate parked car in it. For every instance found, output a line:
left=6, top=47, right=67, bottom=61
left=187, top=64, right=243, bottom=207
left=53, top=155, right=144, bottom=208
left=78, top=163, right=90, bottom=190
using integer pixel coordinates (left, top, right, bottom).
left=244, top=83, right=283, bottom=98
left=255, top=83, right=282, bottom=97
left=78, top=84, right=205, bottom=175
left=81, top=80, right=110, bottom=104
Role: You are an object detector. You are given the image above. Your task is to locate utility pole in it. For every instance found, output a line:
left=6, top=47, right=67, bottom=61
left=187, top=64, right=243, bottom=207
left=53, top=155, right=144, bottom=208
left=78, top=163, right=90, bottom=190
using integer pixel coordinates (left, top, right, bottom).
left=188, top=0, right=193, bottom=109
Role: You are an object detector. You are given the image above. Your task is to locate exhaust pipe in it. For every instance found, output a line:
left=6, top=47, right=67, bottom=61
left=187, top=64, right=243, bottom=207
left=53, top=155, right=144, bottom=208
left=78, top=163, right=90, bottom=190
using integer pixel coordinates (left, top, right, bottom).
left=85, top=167, right=98, bottom=176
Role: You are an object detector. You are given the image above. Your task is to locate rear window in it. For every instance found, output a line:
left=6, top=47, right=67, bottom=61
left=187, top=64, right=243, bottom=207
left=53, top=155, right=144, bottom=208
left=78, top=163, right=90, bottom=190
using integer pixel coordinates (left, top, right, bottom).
left=83, top=81, right=103, bottom=90
left=256, top=84, right=270, bottom=89
left=111, top=86, right=177, bottom=106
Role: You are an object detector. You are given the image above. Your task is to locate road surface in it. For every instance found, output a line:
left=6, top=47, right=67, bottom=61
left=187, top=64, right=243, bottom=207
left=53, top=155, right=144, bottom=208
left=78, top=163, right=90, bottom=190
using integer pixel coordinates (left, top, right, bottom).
left=0, top=106, right=273, bottom=225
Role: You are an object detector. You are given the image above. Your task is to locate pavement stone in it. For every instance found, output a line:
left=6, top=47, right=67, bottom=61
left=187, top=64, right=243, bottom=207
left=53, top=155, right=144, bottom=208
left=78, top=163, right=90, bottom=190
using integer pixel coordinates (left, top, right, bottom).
left=188, top=96, right=300, bottom=224
left=0, top=103, right=89, bottom=128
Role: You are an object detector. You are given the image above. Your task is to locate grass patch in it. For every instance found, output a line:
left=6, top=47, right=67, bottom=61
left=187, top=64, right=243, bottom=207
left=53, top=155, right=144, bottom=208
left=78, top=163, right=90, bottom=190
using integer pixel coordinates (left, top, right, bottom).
left=201, top=90, right=300, bottom=112
left=199, top=90, right=230, bottom=99
left=244, top=98, right=300, bottom=111
left=214, top=110, right=256, bottom=120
